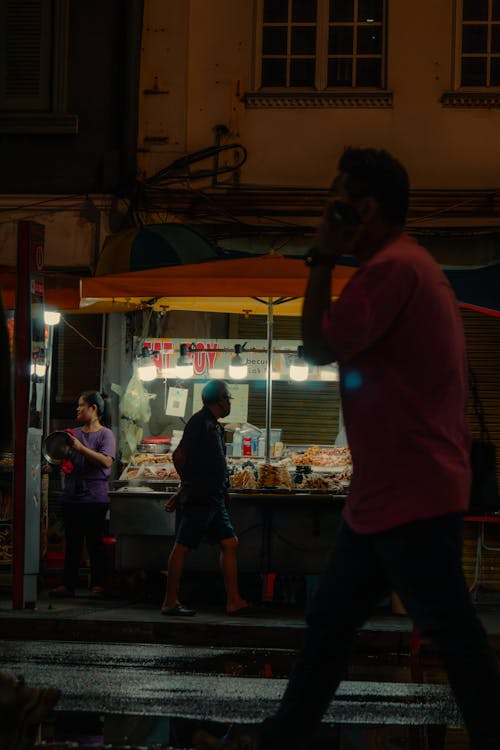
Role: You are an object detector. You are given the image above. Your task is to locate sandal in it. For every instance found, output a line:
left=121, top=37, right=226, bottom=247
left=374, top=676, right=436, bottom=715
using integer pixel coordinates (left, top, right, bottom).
left=88, top=586, right=106, bottom=599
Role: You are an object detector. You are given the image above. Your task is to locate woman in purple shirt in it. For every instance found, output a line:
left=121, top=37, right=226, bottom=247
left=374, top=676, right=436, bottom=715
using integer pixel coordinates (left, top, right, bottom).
left=51, top=391, right=116, bottom=600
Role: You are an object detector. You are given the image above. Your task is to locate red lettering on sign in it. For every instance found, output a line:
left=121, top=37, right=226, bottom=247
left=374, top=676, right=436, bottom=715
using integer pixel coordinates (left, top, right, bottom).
left=193, top=343, right=205, bottom=375
left=205, top=343, right=219, bottom=370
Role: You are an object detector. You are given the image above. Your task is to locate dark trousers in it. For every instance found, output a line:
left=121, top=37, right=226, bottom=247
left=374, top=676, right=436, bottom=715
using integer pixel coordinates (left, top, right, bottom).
left=261, top=514, right=500, bottom=750
left=62, top=502, right=109, bottom=590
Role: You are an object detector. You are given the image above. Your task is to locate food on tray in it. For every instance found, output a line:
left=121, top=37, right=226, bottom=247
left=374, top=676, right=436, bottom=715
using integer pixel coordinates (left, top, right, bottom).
left=336, top=466, right=353, bottom=482
left=293, top=474, right=345, bottom=492
left=229, top=466, right=258, bottom=490
left=152, top=466, right=179, bottom=480
left=123, top=467, right=140, bottom=479
left=133, top=452, right=173, bottom=466
left=291, top=445, right=352, bottom=467
left=258, top=462, right=291, bottom=489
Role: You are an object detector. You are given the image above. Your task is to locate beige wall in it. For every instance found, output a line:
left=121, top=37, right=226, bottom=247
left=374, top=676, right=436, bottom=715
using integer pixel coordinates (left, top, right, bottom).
left=138, top=0, right=500, bottom=190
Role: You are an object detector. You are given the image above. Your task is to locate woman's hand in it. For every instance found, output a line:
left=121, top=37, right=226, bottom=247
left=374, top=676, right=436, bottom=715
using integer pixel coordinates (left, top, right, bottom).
left=68, top=435, right=84, bottom=453
left=66, top=434, right=113, bottom=468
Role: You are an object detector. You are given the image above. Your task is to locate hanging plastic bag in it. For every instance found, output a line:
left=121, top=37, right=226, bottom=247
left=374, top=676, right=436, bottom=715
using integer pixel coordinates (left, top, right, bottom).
left=120, top=372, right=156, bottom=423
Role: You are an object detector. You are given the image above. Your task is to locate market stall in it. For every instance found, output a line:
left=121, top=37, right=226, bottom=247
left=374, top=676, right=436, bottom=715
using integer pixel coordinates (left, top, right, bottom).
left=79, top=255, right=355, bottom=576
left=79, top=254, right=500, bottom=582
left=110, top=446, right=350, bottom=575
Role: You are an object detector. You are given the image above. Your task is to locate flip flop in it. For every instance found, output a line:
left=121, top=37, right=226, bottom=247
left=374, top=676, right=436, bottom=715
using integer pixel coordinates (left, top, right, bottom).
left=226, top=605, right=259, bottom=617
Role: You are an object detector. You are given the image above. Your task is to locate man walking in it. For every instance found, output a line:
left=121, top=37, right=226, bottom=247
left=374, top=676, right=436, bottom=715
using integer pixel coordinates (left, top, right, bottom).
left=161, top=379, right=252, bottom=617
left=257, top=147, right=500, bottom=749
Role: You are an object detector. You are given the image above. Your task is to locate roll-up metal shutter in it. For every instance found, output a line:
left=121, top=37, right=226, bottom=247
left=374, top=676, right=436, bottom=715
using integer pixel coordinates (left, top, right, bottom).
left=463, top=309, right=500, bottom=488
left=0, top=0, right=52, bottom=111
left=234, top=314, right=340, bottom=444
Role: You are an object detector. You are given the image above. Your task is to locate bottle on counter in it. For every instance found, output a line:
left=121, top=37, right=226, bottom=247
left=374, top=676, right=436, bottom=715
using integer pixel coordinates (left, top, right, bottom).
left=242, top=435, right=252, bottom=456
left=274, top=441, right=284, bottom=458
left=258, top=436, right=266, bottom=458
left=233, top=428, right=242, bottom=458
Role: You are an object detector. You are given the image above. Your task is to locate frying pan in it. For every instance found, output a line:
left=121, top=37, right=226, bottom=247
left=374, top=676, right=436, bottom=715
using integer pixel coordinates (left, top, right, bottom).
left=43, top=431, right=74, bottom=465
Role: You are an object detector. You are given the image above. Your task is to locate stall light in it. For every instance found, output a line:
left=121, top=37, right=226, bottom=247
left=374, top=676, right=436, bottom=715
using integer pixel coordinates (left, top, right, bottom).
left=289, top=345, right=309, bottom=382
left=175, top=343, right=194, bottom=379
left=137, top=347, right=157, bottom=382
left=44, top=310, right=61, bottom=325
left=229, top=343, right=247, bottom=379
left=30, top=362, right=47, bottom=377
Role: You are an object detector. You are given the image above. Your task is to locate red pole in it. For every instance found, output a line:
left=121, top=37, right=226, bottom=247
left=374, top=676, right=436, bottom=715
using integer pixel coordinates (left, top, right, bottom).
left=12, top=222, right=30, bottom=608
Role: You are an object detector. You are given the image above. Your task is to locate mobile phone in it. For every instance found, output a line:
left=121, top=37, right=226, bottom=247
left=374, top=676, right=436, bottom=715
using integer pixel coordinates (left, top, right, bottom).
left=329, top=200, right=362, bottom=226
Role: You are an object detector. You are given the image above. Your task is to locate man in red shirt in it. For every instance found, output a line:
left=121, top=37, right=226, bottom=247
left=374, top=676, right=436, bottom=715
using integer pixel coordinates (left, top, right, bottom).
left=258, top=148, right=500, bottom=749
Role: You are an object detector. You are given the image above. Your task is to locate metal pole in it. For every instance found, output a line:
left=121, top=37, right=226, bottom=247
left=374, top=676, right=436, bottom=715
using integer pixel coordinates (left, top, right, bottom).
left=99, top=314, right=107, bottom=392
left=44, top=325, right=54, bottom=435
left=265, top=299, right=273, bottom=462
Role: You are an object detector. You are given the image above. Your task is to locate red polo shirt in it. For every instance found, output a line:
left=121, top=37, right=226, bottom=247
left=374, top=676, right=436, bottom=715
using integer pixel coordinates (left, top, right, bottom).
left=322, top=233, right=471, bottom=533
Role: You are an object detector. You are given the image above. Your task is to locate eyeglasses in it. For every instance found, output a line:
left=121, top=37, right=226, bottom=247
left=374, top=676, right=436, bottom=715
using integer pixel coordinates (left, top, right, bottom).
left=222, top=393, right=233, bottom=401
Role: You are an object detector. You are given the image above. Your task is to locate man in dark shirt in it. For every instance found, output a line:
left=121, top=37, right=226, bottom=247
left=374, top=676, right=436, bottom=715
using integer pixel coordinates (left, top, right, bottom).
left=161, top=380, right=251, bottom=617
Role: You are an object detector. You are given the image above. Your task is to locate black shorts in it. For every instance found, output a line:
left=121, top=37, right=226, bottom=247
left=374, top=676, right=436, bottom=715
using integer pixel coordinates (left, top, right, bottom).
left=175, top=489, right=236, bottom=549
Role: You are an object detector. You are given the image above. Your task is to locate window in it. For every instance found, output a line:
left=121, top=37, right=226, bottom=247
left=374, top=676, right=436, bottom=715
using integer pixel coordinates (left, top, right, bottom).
left=0, top=0, right=77, bottom=133
left=459, top=0, right=500, bottom=86
left=257, top=0, right=386, bottom=90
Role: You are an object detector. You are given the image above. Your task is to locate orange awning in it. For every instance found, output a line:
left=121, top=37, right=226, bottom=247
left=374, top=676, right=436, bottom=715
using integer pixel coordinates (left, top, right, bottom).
left=80, top=255, right=356, bottom=313
left=0, top=269, right=81, bottom=311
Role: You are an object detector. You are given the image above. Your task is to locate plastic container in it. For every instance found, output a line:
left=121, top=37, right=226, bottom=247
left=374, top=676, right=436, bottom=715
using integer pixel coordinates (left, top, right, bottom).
left=242, top=435, right=252, bottom=456
left=233, top=428, right=242, bottom=458
left=274, top=441, right=284, bottom=458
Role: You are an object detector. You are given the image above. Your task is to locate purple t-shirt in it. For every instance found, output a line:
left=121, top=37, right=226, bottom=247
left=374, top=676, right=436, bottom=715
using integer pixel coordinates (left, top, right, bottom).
left=62, top=426, right=116, bottom=504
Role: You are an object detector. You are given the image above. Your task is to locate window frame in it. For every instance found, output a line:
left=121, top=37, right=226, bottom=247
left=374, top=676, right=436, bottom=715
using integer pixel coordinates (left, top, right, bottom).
left=453, top=0, right=500, bottom=89
left=254, top=0, right=388, bottom=92
left=0, top=0, right=78, bottom=134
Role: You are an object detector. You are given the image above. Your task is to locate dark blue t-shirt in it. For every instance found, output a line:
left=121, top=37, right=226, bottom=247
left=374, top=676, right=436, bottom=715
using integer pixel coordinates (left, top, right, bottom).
left=178, top=406, right=228, bottom=498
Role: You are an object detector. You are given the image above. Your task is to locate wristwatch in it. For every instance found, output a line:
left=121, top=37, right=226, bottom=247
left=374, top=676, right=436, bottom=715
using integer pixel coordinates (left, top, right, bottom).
left=304, top=248, right=336, bottom=268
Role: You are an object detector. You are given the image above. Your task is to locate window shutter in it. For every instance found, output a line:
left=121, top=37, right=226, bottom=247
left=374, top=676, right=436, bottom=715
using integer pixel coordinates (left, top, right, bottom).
left=0, top=0, right=52, bottom=111
left=234, top=314, right=340, bottom=444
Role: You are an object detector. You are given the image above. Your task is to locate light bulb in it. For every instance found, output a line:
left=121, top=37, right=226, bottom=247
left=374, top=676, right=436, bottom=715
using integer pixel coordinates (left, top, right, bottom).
left=290, top=346, right=309, bottom=382
left=175, top=344, right=194, bottom=379
left=44, top=310, right=61, bottom=325
left=229, top=344, right=247, bottom=379
left=137, top=361, right=157, bottom=381
left=30, top=362, right=47, bottom=377
left=137, top=346, right=157, bottom=382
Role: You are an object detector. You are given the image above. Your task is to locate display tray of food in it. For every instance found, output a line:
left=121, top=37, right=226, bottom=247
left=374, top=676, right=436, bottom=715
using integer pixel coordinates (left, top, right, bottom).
left=227, top=459, right=349, bottom=493
left=287, top=444, right=352, bottom=468
left=229, top=487, right=347, bottom=496
left=0, top=452, right=14, bottom=471
left=129, top=452, right=175, bottom=466
left=118, top=456, right=180, bottom=482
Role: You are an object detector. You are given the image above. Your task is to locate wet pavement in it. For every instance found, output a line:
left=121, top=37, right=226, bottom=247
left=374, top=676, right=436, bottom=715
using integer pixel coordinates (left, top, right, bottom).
left=0, top=638, right=464, bottom=748
left=1, top=591, right=499, bottom=748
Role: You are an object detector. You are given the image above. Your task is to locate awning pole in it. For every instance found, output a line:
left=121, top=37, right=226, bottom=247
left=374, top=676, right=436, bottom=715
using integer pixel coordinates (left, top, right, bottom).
left=265, top=299, right=273, bottom=462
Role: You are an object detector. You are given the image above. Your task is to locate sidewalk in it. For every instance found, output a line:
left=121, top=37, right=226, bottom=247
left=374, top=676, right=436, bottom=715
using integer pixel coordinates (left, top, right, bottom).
left=1, top=588, right=500, bottom=651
